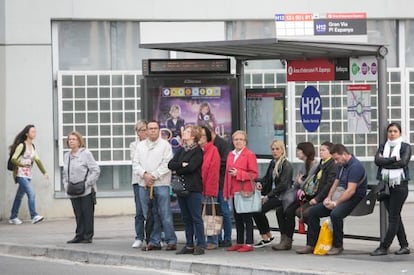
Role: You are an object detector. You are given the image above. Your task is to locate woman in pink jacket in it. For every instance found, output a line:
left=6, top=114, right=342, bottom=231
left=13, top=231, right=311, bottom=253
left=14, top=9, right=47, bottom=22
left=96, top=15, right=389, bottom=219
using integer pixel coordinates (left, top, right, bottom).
left=199, top=126, right=221, bottom=250
left=224, top=130, right=258, bottom=252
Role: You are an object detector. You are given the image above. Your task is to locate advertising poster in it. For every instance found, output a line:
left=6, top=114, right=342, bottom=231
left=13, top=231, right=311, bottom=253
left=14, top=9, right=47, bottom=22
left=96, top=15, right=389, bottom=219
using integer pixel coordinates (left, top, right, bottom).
left=152, top=85, right=233, bottom=154
left=246, top=88, right=285, bottom=157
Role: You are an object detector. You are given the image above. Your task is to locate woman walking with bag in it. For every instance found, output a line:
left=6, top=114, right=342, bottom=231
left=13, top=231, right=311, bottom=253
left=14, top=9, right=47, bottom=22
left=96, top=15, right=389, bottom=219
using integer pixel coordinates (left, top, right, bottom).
left=224, top=130, right=258, bottom=253
left=9, top=124, right=49, bottom=225
left=168, top=125, right=205, bottom=255
left=370, top=122, right=411, bottom=256
left=64, top=131, right=100, bottom=244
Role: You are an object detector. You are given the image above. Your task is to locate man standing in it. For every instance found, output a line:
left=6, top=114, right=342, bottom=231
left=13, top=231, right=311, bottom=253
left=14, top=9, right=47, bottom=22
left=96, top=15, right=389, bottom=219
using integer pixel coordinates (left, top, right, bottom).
left=133, top=120, right=177, bottom=251
left=130, top=120, right=147, bottom=248
left=296, top=144, right=367, bottom=255
left=209, top=127, right=232, bottom=247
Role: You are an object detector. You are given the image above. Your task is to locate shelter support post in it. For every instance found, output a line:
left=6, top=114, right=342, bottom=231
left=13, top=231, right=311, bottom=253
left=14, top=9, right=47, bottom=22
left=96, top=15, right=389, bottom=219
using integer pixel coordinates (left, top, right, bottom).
left=236, top=59, right=246, bottom=130
left=377, top=51, right=388, bottom=241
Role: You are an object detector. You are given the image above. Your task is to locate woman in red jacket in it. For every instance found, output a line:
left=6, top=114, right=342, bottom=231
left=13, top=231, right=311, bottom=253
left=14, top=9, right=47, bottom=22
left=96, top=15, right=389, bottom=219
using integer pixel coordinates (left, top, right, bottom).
left=199, top=126, right=221, bottom=250
left=224, top=130, right=259, bottom=252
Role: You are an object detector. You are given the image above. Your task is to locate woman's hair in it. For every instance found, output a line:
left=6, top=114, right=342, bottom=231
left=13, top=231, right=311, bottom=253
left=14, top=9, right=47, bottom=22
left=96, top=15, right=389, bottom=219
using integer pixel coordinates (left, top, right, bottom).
left=134, top=120, right=148, bottom=131
left=199, top=102, right=211, bottom=113
left=271, top=140, right=287, bottom=177
left=169, top=105, right=181, bottom=115
left=201, top=126, right=212, bottom=142
left=386, top=122, right=402, bottom=134
left=185, top=125, right=202, bottom=143
left=66, top=131, right=85, bottom=148
left=232, top=130, right=248, bottom=143
left=9, top=124, right=35, bottom=153
left=297, top=141, right=316, bottom=174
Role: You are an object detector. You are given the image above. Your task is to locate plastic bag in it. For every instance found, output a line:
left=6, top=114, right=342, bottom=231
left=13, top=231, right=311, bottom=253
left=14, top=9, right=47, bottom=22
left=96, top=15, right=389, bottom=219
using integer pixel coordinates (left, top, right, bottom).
left=313, top=219, right=333, bottom=255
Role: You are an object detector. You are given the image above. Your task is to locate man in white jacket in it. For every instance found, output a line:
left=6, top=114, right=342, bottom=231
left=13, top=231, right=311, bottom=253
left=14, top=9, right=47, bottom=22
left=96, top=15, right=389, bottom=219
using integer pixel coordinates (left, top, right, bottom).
left=133, top=120, right=177, bottom=251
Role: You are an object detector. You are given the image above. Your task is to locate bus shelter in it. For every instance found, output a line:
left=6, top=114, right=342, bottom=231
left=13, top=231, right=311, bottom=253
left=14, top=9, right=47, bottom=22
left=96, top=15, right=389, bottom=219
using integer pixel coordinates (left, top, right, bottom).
left=140, top=38, right=389, bottom=240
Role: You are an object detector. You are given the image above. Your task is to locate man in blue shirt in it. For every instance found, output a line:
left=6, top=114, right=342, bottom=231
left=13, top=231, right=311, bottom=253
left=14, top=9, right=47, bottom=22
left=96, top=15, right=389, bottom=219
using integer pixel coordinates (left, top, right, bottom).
left=297, top=144, right=367, bottom=255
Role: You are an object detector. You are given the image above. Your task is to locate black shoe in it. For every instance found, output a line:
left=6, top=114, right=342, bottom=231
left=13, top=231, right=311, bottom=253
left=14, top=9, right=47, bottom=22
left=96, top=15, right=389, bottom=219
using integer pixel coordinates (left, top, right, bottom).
left=395, top=247, right=410, bottom=255
left=176, top=246, right=194, bottom=255
left=218, top=240, right=232, bottom=248
left=67, top=238, right=82, bottom=244
left=79, top=239, right=92, bottom=244
left=193, top=246, right=205, bottom=255
left=370, top=247, right=388, bottom=256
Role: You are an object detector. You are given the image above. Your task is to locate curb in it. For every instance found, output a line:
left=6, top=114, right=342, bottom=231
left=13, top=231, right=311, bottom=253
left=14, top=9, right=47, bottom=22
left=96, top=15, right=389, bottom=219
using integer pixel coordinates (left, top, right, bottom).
left=0, top=243, right=338, bottom=275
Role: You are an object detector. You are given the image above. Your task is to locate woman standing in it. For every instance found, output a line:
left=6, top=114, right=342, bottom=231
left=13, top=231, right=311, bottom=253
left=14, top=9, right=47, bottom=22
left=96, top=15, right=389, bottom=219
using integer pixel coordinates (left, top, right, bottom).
left=64, top=131, right=100, bottom=244
left=9, top=124, right=49, bottom=225
left=224, top=130, right=259, bottom=253
left=253, top=140, right=293, bottom=248
left=273, top=141, right=318, bottom=250
left=371, top=122, right=411, bottom=256
left=199, top=126, right=221, bottom=250
left=168, top=125, right=205, bottom=255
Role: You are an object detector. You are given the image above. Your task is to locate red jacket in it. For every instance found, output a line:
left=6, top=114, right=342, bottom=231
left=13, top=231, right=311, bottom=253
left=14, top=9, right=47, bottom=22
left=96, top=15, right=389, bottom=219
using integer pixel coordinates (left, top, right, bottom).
left=223, top=147, right=258, bottom=199
left=201, top=142, right=220, bottom=197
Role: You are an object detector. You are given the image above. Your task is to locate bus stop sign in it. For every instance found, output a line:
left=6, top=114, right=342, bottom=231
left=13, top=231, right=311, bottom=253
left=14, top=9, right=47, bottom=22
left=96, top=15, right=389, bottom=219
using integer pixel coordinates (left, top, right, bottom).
left=300, top=86, right=322, bottom=132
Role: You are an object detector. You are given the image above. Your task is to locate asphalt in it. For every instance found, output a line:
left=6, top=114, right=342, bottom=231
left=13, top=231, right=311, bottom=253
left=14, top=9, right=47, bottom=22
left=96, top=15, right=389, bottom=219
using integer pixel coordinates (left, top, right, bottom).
left=0, top=203, right=413, bottom=275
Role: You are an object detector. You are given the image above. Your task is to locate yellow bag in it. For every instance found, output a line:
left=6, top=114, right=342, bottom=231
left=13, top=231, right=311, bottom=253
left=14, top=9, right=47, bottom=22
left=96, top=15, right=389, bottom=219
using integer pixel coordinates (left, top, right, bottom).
left=313, top=219, right=333, bottom=255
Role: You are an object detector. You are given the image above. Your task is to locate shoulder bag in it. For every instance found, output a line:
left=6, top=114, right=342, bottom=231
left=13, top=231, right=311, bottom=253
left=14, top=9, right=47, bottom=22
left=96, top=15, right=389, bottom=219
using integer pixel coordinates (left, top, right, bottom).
left=171, top=174, right=189, bottom=197
left=66, top=156, right=88, bottom=196
left=234, top=173, right=262, bottom=213
left=332, top=168, right=366, bottom=202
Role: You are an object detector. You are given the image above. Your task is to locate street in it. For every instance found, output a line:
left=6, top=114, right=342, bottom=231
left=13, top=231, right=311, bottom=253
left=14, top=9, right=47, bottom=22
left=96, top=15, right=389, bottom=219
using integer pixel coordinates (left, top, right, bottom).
left=0, top=254, right=188, bottom=275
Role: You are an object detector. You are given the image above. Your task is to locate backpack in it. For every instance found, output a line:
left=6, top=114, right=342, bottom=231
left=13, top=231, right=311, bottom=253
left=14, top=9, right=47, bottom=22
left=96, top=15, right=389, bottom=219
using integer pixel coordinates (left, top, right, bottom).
left=7, top=143, right=33, bottom=171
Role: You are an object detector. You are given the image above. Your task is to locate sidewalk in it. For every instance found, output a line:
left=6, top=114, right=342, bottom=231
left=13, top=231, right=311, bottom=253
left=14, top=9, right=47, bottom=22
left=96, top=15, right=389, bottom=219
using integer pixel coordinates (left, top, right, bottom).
left=0, top=204, right=413, bottom=275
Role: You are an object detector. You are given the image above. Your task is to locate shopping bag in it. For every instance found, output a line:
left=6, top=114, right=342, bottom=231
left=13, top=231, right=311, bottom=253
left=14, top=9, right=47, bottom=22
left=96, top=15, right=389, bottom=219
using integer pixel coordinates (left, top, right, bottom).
left=313, top=219, right=333, bottom=255
left=202, top=198, right=223, bottom=236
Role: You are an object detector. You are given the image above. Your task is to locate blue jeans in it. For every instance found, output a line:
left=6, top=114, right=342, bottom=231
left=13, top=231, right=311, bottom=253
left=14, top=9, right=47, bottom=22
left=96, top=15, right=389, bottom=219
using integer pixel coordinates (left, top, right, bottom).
left=11, top=177, right=38, bottom=219
left=133, top=184, right=144, bottom=241
left=178, top=192, right=206, bottom=248
left=139, top=185, right=177, bottom=245
left=217, top=189, right=232, bottom=241
left=307, top=194, right=362, bottom=248
left=382, top=182, right=409, bottom=248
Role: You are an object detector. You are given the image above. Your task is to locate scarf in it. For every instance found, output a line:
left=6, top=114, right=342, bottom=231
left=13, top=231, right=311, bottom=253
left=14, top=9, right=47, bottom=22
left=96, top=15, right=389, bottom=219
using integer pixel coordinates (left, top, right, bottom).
left=381, top=137, right=404, bottom=187
left=183, top=142, right=198, bottom=152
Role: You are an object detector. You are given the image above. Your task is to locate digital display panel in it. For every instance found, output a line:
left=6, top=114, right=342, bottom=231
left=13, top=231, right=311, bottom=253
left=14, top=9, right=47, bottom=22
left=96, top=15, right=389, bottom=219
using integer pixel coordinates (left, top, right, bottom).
left=143, top=59, right=231, bottom=75
left=246, top=88, right=286, bottom=158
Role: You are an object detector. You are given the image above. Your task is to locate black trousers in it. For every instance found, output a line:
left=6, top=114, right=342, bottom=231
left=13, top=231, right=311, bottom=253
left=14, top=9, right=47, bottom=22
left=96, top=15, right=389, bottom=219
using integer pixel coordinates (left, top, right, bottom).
left=253, top=197, right=282, bottom=234
left=382, top=182, right=409, bottom=249
left=233, top=200, right=254, bottom=244
left=276, top=200, right=300, bottom=238
left=71, top=193, right=95, bottom=241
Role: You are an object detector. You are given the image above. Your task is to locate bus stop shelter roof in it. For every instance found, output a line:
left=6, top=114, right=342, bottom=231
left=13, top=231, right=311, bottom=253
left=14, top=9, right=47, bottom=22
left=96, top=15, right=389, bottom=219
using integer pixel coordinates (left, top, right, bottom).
left=139, top=38, right=383, bottom=60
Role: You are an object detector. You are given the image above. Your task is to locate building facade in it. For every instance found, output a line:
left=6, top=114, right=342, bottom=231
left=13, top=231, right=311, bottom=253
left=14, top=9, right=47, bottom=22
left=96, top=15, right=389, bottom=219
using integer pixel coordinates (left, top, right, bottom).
left=1, top=0, right=414, bottom=219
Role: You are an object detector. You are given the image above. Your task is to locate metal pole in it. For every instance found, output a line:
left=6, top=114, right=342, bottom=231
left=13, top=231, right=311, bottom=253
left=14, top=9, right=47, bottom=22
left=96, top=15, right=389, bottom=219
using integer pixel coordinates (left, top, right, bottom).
left=377, top=49, right=388, bottom=241
left=236, top=59, right=246, bottom=130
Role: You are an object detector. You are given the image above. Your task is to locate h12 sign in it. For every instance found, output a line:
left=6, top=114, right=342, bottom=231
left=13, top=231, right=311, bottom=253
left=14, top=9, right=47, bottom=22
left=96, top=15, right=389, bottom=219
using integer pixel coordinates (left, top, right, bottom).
left=300, top=86, right=322, bottom=132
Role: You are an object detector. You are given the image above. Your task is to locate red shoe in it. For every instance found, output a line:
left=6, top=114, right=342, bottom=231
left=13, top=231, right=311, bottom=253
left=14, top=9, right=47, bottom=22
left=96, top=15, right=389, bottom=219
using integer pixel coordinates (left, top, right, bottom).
left=227, top=244, right=243, bottom=252
left=238, top=244, right=253, bottom=252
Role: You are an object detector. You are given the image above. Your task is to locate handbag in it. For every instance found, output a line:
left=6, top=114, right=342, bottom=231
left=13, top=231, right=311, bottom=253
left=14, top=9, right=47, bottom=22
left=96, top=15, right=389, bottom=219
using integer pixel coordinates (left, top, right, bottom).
left=202, top=197, right=223, bottom=236
left=233, top=173, right=262, bottom=213
left=332, top=169, right=366, bottom=202
left=171, top=174, right=189, bottom=197
left=281, top=185, right=299, bottom=212
left=313, top=219, right=333, bottom=255
left=376, top=180, right=390, bottom=201
left=66, top=156, right=88, bottom=196
left=303, top=174, right=319, bottom=197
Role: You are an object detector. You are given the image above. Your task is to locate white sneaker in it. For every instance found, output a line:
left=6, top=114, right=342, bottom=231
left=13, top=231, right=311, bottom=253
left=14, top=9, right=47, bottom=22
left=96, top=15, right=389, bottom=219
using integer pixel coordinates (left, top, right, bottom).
left=8, top=218, right=23, bottom=225
left=32, top=215, right=44, bottom=224
left=132, top=239, right=142, bottom=248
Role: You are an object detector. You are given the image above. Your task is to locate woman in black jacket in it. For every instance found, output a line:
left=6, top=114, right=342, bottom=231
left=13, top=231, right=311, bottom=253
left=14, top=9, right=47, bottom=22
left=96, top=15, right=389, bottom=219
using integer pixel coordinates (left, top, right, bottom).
left=370, top=122, right=411, bottom=256
left=168, top=125, right=205, bottom=256
left=253, top=140, right=293, bottom=248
